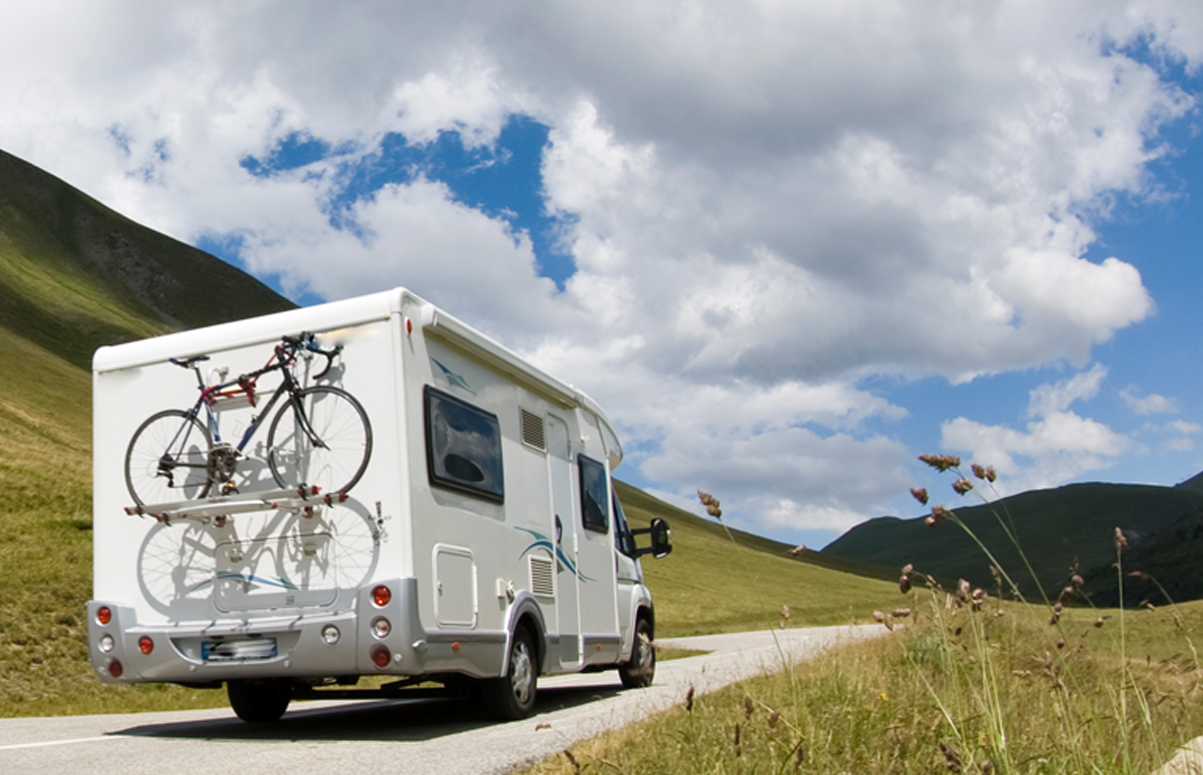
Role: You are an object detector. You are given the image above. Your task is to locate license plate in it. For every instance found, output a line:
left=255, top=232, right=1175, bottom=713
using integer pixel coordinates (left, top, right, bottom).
left=202, top=638, right=278, bottom=661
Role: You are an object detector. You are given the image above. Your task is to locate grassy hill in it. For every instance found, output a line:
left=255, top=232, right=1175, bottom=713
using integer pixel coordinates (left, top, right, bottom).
left=822, top=482, right=1203, bottom=600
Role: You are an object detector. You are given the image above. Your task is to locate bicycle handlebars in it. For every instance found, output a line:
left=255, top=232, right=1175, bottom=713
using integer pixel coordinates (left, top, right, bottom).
left=171, top=332, right=342, bottom=381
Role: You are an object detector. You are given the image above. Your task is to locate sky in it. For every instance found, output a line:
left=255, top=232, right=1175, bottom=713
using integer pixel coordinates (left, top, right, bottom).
left=2, top=1, right=1203, bottom=549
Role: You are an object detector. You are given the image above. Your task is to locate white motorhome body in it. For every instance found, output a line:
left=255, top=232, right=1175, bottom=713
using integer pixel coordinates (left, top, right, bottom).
left=88, top=288, right=669, bottom=721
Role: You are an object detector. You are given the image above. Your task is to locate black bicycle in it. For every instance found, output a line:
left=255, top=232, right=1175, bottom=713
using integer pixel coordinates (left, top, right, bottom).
left=124, top=332, right=373, bottom=507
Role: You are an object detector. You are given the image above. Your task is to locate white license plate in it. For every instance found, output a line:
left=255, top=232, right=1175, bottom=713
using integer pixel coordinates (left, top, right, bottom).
left=202, top=638, right=278, bottom=661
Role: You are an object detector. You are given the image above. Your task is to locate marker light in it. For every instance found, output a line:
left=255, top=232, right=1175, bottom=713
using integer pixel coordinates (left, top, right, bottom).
left=138, top=636, right=154, bottom=655
left=321, top=625, right=341, bottom=645
left=371, top=618, right=391, bottom=639
left=96, top=606, right=112, bottom=625
left=370, top=645, right=391, bottom=668
left=371, top=585, right=391, bottom=607
left=108, top=659, right=124, bottom=678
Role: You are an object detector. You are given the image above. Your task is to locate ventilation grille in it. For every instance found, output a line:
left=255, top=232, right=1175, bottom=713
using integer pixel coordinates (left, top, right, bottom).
left=529, top=556, right=555, bottom=598
left=520, top=408, right=546, bottom=451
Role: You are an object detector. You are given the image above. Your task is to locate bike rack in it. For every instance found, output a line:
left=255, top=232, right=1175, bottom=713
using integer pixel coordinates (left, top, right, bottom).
left=125, top=485, right=349, bottom=525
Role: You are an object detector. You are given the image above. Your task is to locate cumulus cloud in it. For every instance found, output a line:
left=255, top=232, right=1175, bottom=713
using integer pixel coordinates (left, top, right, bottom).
left=1, top=1, right=1202, bottom=541
left=1121, top=386, right=1180, bottom=415
left=1028, top=364, right=1108, bottom=419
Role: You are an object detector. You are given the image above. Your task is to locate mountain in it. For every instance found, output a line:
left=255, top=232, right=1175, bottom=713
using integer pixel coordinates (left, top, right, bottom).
left=0, top=148, right=293, bottom=369
left=821, top=482, right=1203, bottom=599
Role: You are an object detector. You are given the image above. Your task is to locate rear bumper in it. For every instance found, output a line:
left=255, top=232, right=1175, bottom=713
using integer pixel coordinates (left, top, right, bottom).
left=86, top=578, right=472, bottom=684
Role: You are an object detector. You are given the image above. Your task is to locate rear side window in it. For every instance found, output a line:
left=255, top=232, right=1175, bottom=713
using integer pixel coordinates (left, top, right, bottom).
left=425, top=386, right=504, bottom=502
left=578, top=455, right=609, bottom=533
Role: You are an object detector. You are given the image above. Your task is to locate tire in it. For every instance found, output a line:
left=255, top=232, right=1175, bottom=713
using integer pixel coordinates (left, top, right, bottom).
left=227, top=678, right=292, bottom=723
left=125, top=410, right=213, bottom=507
left=619, top=616, right=656, bottom=689
left=482, top=626, right=538, bottom=720
left=266, top=386, right=372, bottom=495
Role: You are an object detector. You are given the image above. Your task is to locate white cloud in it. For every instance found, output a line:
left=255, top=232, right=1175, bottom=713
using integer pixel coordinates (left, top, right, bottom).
left=1121, top=386, right=1180, bottom=415
left=941, top=411, right=1131, bottom=492
left=1, top=1, right=1202, bottom=540
left=1027, top=364, right=1108, bottom=418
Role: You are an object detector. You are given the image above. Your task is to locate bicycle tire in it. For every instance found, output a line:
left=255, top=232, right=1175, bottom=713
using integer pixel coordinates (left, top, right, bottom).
left=266, top=386, right=372, bottom=495
left=125, top=409, right=213, bottom=507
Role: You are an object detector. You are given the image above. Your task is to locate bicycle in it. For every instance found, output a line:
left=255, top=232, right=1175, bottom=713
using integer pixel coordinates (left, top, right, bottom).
left=124, top=332, right=373, bottom=508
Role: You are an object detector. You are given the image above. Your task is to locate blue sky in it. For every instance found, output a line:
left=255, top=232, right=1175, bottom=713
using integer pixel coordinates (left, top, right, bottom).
left=3, top=1, right=1203, bottom=549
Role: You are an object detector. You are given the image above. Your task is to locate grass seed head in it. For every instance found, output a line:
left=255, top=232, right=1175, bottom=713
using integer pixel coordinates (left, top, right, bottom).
left=952, top=477, right=974, bottom=495
left=697, top=490, right=723, bottom=519
left=926, top=505, right=948, bottom=528
left=911, top=487, right=929, bottom=505
left=685, top=685, right=695, bottom=712
left=919, top=453, right=961, bottom=472
left=1115, top=526, right=1128, bottom=550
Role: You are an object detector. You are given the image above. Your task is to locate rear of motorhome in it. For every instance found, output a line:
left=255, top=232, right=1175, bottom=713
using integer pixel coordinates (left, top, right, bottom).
left=88, top=288, right=670, bottom=722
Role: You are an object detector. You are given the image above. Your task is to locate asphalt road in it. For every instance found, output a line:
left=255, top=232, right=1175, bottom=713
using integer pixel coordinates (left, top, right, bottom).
left=0, top=625, right=884, bottom=775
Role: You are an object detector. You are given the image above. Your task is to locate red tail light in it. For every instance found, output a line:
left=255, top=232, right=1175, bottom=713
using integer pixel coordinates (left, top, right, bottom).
left=138, top=636, right=154, bottom=655
left=371, top=585, right=391, bottom=607
left=96, top=606, right=112, bottom=625
left=370, top=645, right=391, bottom=668
left=108, top=659, right=124, bottom=678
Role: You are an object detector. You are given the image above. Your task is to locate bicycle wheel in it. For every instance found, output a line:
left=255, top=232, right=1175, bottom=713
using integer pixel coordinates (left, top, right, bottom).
left=125, top=410, right=213, bottom=507
left=266, top=386, right=372, bottom=495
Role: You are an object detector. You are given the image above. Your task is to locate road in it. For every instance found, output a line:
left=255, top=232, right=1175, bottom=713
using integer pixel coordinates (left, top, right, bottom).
left=0, top=625, right=884, bottom=774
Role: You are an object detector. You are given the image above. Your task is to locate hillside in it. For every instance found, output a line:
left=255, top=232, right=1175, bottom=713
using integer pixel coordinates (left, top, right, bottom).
left=0, top=148, right=293, bottom=369
left=822, top=482, right=1203, bottom=599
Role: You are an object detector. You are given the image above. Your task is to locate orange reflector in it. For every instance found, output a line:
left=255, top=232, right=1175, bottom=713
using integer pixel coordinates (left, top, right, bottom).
left=97, top=607, right=112, bottom=626
left=451, top=642, right=460, bottom=651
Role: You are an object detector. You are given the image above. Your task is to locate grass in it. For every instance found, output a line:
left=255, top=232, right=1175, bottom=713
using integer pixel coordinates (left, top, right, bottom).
left=523, top=465, right=1203, bottom=774
left=524, top=599, right=1203, bottom=774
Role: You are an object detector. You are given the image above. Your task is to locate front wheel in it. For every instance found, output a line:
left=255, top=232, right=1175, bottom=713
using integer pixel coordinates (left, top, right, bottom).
left=481, top=627, right=538, bottom=720
left=266, top=386, right=372, bottom=495
left=619, top=616, right=656, bottom=689
left=125, top=410, right=213, bottom=507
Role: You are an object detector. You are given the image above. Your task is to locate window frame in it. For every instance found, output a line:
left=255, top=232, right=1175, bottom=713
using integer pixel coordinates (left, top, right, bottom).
left=577, top=454, right=610, bottom=534
left=423, top=385, right=505, bottom=503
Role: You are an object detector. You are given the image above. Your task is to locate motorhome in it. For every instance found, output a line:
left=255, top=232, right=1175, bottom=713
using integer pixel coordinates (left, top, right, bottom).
left=88, top=287, right=671, bottom=722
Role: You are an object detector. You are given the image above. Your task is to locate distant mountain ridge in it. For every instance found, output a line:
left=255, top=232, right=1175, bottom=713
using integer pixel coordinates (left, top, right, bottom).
left=822, top=481, right=1203, bottom=600
left=0, top=148, right=293, bottom=368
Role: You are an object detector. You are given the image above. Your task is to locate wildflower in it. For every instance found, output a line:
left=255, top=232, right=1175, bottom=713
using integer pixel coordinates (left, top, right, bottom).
left=790, top=543, right=806, bottom=557
left=768, top=709, right=780, bottom=727
left=910, top=487, right=929, bottom=505
left=919, top=453, right=961, bottom=472
left=899, top=574, right=912, bottom=594
left=971, top=463, right=986, bottom=479
left=971, top=588, right=986, bottom=612
left=955, top=579, right=971, bottom=607
left=1094, top=618, right=1105, bottom=628
left=745, top=695, right=755, bottom=717
left=781, top=604, right=791, bottom=620
left=698, top=490, right=722, bottom=519
left=952, top=477, right=973, bottom=495
left=902, top=563, right=914, bottom=576
left=1115, top=527, right=1128, bottom=550
left=1071, top=574, right=1084, bottom=587
left=794, top=742, right=807, bottom=768
left=892, top=608, right=911, bottom=618
left=926, top=505, right=947, bottom=528
left=1058, top=585, right=1074, bottom=604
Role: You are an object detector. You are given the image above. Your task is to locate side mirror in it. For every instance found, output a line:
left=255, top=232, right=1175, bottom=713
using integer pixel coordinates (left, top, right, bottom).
left=632, top=518, right=672, bottom=559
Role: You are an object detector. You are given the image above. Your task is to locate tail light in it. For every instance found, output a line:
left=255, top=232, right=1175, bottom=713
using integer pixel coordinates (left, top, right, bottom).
left=138, top=636, right=154, bottom=655
left=96, top=606, right=112, bottom=625
left=370, top=645, right=391, bottom=668
left=108, top=659, right=124, bottom=678
left=371, top=585, right=391, bottom=607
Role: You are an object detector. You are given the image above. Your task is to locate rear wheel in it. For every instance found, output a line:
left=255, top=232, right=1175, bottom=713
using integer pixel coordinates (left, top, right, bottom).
left=227, top=678, right=292, bottom=723
left=125, top=410, right=212, bottom=507
left=267, top=386, right=372, bottom=495
left=482, top=626, right=538, bottom=720
left=619, top=616, right=656, bottom=689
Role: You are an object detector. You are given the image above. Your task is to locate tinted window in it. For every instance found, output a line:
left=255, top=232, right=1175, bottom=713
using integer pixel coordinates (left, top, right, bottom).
left=613, top=488, right=636, bottom=557
left=578, top=455, right=609, bottom=533
left=425, top=386, right=504, bottom=502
